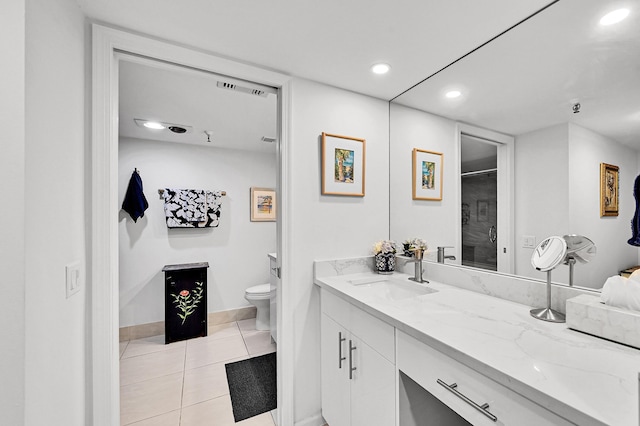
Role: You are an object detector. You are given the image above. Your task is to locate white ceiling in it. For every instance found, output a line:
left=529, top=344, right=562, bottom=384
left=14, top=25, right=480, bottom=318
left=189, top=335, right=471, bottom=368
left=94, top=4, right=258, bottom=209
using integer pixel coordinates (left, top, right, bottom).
left=393, top=0, right=640, bottom=149
left=78, top=0, right=552, bottom=100
left=118, top=57, right=277, bottom=152
left=81, top=0, right=639, bottom=151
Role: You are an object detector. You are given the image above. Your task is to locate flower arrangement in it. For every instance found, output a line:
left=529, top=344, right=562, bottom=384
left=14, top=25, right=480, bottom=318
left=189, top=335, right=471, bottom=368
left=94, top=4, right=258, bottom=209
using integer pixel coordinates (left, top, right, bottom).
left=402, top=238, right=428, bottom=256
left=373, top=240, right=397, bottom=274
left=373, top=240, right=397, bottom=255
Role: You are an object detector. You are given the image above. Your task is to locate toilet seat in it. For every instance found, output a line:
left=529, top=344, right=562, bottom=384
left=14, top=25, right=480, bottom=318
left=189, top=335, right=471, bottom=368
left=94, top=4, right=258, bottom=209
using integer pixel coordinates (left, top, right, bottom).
left=245, top=283, right=271, bottom=300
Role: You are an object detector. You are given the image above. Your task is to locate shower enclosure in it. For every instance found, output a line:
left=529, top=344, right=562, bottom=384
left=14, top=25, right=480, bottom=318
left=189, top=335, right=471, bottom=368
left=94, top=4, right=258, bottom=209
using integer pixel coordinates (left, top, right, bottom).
left=460, top=135, right=498, bottom=271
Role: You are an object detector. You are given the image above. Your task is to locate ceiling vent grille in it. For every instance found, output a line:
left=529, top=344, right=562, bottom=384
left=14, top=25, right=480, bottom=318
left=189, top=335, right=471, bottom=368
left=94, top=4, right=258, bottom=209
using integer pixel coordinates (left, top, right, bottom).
left=217, top=81, right=268, bottom=97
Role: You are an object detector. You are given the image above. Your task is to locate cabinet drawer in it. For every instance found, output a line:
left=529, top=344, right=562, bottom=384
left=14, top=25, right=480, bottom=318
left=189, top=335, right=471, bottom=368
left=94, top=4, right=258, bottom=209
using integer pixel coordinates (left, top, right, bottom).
left=321, top=289, right=395, bottom=363
left=397, top=331, right=575, bottom=426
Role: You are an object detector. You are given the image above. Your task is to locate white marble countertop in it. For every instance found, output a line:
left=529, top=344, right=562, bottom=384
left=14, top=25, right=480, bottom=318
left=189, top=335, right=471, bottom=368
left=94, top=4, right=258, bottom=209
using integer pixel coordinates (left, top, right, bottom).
left=315, top=270, right=640, bottom=426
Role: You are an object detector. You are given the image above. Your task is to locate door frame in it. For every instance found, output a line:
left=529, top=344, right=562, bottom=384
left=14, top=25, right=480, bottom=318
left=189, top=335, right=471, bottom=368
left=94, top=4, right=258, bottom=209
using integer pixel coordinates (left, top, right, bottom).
left=91, top=24, right=294, bottom=425
left=455, top=123, right=514, bottom=274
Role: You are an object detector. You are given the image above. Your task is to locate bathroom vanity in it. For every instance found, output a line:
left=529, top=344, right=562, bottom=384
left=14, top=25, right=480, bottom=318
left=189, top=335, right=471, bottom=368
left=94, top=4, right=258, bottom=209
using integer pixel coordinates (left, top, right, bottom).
left=314, top=258, right=640, bottom=426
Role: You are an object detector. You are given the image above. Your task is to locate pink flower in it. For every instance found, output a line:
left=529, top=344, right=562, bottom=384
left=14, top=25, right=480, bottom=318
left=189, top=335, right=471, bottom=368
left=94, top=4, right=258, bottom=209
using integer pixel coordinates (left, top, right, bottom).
left=179, top=290, right=190, bottom=297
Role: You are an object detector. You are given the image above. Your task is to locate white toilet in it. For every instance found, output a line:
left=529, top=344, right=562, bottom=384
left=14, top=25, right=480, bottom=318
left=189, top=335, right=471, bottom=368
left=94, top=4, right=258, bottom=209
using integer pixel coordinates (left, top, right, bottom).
left=244, top=284, right=271, bottom=331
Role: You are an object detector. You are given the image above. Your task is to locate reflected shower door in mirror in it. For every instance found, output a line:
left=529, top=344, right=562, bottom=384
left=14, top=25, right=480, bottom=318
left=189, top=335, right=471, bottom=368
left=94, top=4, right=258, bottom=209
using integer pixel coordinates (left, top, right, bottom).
left=461, top=135, right=497, bottom=271
left=390, top=0, right=640, bottom=289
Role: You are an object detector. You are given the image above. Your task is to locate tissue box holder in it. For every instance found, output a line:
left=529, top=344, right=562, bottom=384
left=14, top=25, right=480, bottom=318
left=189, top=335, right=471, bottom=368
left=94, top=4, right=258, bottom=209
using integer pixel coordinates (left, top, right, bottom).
left=566, top=294, right=640, bottom=349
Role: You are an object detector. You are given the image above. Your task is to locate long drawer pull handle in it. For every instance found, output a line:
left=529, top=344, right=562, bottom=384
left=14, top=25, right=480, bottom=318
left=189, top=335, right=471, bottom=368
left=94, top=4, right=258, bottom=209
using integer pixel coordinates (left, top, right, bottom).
left=338, top=332, right=346, bottom=368
left=437, top=379, right=497, bottom=422
left=349, top=340, right=357, bottom=380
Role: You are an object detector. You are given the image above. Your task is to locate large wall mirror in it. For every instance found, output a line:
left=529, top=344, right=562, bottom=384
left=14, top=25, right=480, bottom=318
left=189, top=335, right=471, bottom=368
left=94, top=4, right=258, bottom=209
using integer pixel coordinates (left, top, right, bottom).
left=390, top=0, right=640, bottom=289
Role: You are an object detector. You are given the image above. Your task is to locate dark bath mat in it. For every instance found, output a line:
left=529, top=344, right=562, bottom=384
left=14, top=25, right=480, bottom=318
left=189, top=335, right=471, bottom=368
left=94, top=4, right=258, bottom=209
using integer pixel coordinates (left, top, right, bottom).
left=225, top=352, right=277, bottom=422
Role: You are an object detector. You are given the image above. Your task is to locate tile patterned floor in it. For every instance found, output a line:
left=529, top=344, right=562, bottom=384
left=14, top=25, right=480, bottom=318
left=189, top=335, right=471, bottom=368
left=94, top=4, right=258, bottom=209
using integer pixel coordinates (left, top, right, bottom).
left=120, top=318, right=277, bottom=426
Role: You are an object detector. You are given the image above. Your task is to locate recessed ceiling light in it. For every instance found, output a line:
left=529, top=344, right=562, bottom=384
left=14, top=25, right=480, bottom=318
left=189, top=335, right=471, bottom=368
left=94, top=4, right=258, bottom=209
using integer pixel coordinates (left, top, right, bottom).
left=445, top=90, right=462, bottom=99
left=371, top=63, right=391, bottom=75
left=600, top=8, right=629, bottom=25
left=143, top=121, right=165, bottom=130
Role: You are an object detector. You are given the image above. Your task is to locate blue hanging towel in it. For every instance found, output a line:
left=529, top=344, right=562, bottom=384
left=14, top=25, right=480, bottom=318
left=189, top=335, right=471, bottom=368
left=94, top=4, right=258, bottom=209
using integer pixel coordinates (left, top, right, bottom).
left=122, top=169, right=149, bottom=222
left=628, top=174, right=640, bottom=246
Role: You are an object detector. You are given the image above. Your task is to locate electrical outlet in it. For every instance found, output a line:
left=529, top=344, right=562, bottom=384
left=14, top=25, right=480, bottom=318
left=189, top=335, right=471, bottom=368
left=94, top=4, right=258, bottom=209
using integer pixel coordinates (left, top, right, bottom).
left=522, top=235, right=536, bottom=248
left=66, top=261, right=82, bottom=298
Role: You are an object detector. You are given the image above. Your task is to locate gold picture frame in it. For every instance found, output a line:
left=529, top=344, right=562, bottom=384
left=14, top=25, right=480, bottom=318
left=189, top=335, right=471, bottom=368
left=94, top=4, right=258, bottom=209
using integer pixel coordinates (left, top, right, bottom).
left=412, top=148, right=443, bottom=201
left=600, top=163, right=619, bottom=217
left=321, top=132, right=366, bottom=196
left=250, top=187, right=276, bottom=222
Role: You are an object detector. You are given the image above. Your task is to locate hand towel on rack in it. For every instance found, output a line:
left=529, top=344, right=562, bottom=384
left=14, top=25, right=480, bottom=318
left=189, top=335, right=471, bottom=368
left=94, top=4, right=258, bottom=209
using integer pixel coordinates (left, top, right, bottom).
left=162, top=189, right=207, bottom=228
left=203, top=190, right=223, bottom=227
left=121, top=169, right=148, bottom=222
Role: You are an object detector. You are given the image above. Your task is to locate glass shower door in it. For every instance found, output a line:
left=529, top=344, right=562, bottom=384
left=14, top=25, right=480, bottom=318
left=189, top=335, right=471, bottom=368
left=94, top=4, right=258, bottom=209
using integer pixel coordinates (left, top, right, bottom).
left=461, top=171, right=497, bottom=271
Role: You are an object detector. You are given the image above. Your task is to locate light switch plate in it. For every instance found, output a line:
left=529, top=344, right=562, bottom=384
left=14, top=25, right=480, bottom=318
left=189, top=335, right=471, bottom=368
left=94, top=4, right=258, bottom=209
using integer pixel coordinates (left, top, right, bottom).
left=522, top=235, right=536, bottom=248
left=66, top=261, right=82, bottom=298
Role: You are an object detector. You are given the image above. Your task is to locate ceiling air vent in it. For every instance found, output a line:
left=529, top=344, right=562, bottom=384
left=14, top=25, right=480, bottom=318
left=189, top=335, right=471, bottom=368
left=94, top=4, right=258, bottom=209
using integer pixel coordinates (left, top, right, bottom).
left=217, top=81, right=268, bottom=97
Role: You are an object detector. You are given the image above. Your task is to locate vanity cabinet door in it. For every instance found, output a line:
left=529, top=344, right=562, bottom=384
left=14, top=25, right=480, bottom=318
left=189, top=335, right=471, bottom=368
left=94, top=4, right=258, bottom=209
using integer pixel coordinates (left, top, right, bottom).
left=350, top=335, right=395, bottom=426
left=321, top=313, right=350, bottom=426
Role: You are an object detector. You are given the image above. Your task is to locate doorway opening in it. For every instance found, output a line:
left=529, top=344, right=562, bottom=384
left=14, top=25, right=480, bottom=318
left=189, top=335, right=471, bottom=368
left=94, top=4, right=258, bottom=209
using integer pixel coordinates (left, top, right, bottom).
left=460, top=135, right=498, bottom=271
left=116, top=53, right=279, bottom=424
left=456, top=124, right=514, bottom=275
left=91, top=25, right=293, bottom=426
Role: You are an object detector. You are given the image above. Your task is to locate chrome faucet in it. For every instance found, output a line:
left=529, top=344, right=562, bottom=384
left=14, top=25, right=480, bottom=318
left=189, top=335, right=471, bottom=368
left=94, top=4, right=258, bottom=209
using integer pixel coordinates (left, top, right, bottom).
left=406, top=248, right=428, bottom=283
left=437, top=246, right=456, bottom=263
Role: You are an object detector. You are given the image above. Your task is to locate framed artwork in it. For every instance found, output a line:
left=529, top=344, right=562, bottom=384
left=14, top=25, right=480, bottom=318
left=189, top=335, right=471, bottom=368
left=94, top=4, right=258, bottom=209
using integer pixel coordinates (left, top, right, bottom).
left=600, top=163, right=619, bottom=217
left=321, top=132, right=366, bottom=196
left=477, top=200, right=489, bottom=222
left=412, top=148, right=443, bottom=200
left=250, top=187, right=276, bottom=222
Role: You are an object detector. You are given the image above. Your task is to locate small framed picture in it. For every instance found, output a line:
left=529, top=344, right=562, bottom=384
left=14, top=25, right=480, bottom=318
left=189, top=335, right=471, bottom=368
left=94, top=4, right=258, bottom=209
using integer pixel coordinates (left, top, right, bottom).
left=600, top=163, right=619, bottom=217
left=321, top=132, right=366, bottom=196
left=412, top=148, right=443, bottom=200
left=250, top=187, right=276, bottom=222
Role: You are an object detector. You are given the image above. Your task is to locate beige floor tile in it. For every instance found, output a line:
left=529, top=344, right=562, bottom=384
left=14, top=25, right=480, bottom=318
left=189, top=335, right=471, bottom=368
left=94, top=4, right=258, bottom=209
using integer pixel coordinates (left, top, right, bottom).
left=181, top=361, right=230, bottom=407
left=237, top=317, right=257, bottom=332
left=125, top=409, right=180, bottom=426
left=121, top=334, right=185, bottom=359
left=120, top=373, right=183, bottom=425
left=180, top=394, right=275, bottom=426
left=237, top=412, right=277, bottom=426
left=242, top=330, right=276, bottom=355
left=119, top=341, right=129, bottom=359
left=185, top=334, right=248, bottom=370
left=187, top=322, right=241, bottom=348
left=179, top=396, right=235, bottom=426
left=120, top=346, right=186, bottom=386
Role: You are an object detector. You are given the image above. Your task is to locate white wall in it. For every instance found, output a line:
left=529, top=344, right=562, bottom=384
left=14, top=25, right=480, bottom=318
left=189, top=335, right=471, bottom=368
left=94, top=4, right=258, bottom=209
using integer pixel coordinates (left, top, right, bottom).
left=289, top=79, right=390, bottom=424
left=389, top=103, right=458, bottom=260
left=23, top=0, right=87, bottom=425
left=568, top=123, right=638, bottom=288
left=514, top=124, right=570, bottom=282
left=118, top=137, right=276, bottom=327
left=514, top=123, right=639, bottom=288
left=0, top=1, right=26, bottom=424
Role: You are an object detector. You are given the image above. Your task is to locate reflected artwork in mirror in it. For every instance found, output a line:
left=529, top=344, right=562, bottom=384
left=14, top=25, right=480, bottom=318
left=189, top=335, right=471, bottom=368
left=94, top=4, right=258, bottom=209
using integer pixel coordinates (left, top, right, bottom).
left=389, top=0, right=640, bottom=290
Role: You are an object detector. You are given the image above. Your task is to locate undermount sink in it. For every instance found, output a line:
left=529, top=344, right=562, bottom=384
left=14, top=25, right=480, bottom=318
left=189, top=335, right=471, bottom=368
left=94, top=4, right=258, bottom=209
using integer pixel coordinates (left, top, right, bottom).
left=348, top=275, right=438, bottom=300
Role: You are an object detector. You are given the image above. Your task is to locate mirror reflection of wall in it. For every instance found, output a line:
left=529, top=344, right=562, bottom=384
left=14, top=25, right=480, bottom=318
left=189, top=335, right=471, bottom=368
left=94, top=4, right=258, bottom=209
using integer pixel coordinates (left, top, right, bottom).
left=390, top=0, right=640, bottom=290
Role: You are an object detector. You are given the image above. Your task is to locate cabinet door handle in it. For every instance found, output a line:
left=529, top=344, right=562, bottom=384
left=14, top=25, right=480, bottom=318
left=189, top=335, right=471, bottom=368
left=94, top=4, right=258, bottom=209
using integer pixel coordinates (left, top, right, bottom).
left=348, top=340, right=357, bottom=380
left=338, top=332, right=346, bottom=368
left=437, top=379, right=497, bottom=422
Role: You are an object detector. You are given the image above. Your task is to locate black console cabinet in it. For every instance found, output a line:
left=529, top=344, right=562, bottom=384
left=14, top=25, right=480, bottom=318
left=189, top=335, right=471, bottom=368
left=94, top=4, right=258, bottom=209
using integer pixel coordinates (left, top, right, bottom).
left=162, top=262, right=209, bottom=344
